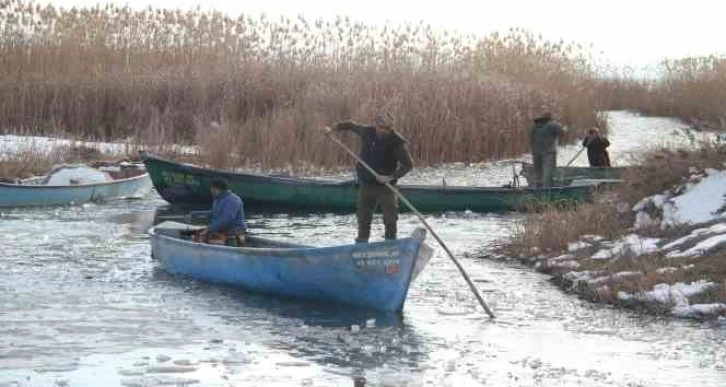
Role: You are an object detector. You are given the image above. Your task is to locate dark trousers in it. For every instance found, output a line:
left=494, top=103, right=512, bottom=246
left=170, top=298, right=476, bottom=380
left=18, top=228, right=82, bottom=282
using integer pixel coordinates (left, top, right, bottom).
left=532, top=152, right=557, bottom=188
left=356, top=183, right=399, bottom=242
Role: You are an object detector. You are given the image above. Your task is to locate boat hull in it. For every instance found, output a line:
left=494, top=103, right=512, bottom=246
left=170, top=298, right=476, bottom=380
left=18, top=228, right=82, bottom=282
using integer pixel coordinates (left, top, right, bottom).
left=141, top=153, right=597, bottom=213
left=520, top=162, right=626, bottom=184
left=150, top=225, right=431, bottom=311
left=0, top=174, right=152, bottom=208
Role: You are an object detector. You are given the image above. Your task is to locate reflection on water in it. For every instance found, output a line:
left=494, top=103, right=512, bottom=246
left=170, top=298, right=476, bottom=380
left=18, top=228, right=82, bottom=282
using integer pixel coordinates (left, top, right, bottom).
left=1, top=112, right=725, bottom=386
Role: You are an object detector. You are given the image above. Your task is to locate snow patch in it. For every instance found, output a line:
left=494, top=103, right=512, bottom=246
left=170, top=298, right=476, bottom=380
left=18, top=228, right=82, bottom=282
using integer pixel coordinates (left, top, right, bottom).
left=589, top=271, right=641, bottom=286
left=663, top=170, right=726, bottom=226
left=662, top=223, right=726, bottom=251
left=568, top=241, right=591, bottom=252
left=671, top=303, right=726, bottom=318
left=667, top=234, right=726, bottom=258
left=632, top=170, right=726, bottom=229
left=618, top=280, right=716, bottom=307
left=550, top=260, right=581, bottom=269
left=591, top=234, right=660, bottom=260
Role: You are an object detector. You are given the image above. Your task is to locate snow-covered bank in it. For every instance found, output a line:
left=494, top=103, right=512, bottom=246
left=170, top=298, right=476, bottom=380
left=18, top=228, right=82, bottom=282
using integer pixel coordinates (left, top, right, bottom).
left=0, top=134, right=196, bottom=160
left=507, top=164, right=726, bottom=321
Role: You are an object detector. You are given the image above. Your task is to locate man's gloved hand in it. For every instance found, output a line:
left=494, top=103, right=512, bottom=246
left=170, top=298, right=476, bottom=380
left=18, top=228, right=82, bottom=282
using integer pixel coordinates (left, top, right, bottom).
left=376, top=175, right=394, bottom=185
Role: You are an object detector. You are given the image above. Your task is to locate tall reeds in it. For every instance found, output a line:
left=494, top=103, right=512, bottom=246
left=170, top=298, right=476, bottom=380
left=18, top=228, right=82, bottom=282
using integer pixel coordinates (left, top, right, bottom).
left=597, top=56, right=726, bottom=131
left=0, top=0, right=601, bottom=169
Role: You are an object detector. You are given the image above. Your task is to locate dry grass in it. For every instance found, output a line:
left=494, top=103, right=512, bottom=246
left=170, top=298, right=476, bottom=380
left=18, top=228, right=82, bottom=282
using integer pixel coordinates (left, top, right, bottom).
left=500, top=143, right=726, bottom=257
left=497, top=144, right=726, bottom=317
left=504, top=198, right=627, bottom=256
left=0, top=1, right=601, bottom=170
left=618, top=142, right=726, bottom=204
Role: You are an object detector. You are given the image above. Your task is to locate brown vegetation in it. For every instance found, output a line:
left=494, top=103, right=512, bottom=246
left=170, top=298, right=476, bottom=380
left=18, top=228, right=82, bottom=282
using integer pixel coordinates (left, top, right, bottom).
left=598, top=56, right=726, bottom=131
left=502, top=142, right=726, bottom=256
left=0, top=143, right=114, bottom=179
left=0, top=0, right=600, bottom=170
left=497, top=144, right=726, bottom=318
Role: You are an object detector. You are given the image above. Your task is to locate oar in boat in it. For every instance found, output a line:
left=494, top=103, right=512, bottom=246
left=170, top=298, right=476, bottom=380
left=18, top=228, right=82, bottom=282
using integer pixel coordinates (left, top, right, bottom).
left=323, top=127, right=496, bottom=319
left=155, top=214, right=287, bottom=236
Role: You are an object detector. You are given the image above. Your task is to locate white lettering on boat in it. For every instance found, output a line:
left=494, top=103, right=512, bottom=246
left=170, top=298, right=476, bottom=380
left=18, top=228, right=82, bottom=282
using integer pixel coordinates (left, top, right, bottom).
left=352, top=247, right=399, bottom=259
left=352, top=248, right=401, bottom=274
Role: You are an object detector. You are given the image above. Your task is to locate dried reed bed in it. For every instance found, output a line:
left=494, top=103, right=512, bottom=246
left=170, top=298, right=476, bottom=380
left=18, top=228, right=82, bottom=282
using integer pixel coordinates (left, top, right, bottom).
left=0, top=1, right=600, bottom=169
left=644, top=56, right=726, bottom=130
left=598, top=56, right=726, bottom=130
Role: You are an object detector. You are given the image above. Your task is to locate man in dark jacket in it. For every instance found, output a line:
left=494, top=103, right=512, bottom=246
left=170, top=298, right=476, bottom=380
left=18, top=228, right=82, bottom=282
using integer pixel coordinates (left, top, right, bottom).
left=530, top=112, right=565, bottom=188
left=190, top=179, right=247, bottom=246
left=328, top=116, right=413, bottom=243
left=583, top=127, right=611, bottom=167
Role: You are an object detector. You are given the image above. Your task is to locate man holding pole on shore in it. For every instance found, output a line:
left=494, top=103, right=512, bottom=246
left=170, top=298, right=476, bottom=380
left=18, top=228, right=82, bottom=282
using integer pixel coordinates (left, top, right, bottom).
left=325, top=115, right=413, bottom=243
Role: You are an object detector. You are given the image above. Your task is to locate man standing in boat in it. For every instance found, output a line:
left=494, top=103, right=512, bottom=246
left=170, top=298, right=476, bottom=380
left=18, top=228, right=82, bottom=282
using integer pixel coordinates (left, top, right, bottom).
left=530, top=111, right=565, bottom=188
left=582, top=127, right=611, bottom=167
left=191, top=179, right=247, bottom=246
left=327, top=115, right=413, bottom=243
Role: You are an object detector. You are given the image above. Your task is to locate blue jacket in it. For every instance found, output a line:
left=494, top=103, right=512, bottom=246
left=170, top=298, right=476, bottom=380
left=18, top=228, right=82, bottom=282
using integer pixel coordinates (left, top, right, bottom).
left=191, top=191, right=246, bottom=233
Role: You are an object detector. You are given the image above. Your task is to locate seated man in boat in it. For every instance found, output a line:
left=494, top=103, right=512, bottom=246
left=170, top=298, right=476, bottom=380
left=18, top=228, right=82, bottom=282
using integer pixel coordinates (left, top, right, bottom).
left=530, top=111, right=565, bottom=188
left=582, top=127, right=611, bottom=167
left=190, top=179, right=247, bottom=246
left=328, top=115, right=413, bottom=243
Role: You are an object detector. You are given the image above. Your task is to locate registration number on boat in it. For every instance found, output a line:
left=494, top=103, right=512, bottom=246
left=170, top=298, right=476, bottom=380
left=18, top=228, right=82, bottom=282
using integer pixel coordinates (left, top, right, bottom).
left=352, top=248, right=400, bottom=274
left=162, top=171, right=199, bottom=187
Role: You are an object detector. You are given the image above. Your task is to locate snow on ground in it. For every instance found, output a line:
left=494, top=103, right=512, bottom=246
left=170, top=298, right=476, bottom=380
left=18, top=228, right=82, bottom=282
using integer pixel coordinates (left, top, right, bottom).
left=663, top=169, right=726, bottom=226
left=588, top=271, right=641, bottom=286
left=667, top=234, right=726, bottom=258
left=618, top=280, right=716, bottom=307
left=662, top=223, right=726, bottom=250
left=591, top=234, right=660, bottom=260
left=0, top=135, right=128, bottom=157
left=567, top=241, right=591, bottom=252
left=672, top=303, right=726, bottom=319
left=633, top=169, right=726, bottom=229
left=0, top=134, right=196, bottom=159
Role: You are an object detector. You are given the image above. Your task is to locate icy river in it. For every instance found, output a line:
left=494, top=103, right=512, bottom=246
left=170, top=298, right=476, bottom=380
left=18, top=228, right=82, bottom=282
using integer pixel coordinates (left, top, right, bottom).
left=1, top=112, right=724, bottom=386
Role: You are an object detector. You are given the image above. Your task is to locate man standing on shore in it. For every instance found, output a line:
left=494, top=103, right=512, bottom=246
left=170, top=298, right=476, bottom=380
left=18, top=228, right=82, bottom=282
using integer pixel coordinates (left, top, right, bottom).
left=530, top=112, right=565, bottom=188
left=326, top=116, right=413, bottom=243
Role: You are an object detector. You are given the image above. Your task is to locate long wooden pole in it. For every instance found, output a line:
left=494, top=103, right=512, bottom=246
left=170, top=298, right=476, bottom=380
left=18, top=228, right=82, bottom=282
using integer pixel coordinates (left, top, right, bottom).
left=324, top=129, right=495, bottom=318
left=566, top=146, right=586, bottom=167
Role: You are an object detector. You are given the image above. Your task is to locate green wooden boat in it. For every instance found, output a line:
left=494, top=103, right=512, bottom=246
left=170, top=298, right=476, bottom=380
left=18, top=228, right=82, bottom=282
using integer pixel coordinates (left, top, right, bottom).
left=519, top=162, right=626, bottom=185
left=141, top=152, right=601, bottom=213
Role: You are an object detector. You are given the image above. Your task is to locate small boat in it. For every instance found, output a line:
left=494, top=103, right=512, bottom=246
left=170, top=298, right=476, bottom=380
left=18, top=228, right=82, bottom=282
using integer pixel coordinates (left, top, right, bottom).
left=141, top=152, right=601, bottom=213
left=150, top=221, right=434, bottom=311
left=0, top=163, right=152, bottom=208
left=519, top=162, right=626, bottom=184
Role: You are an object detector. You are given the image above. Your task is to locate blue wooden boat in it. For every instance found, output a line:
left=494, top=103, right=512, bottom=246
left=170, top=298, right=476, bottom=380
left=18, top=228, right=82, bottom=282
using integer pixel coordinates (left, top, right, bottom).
left=0, top=168, right=152, bottom=208
left=150, top=222, right=433, bottom=311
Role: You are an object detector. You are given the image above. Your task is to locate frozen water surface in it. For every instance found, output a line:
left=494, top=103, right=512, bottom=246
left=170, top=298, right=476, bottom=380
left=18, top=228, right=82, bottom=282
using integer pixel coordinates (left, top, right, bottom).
left=1, top=112, right=725, bottom=386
